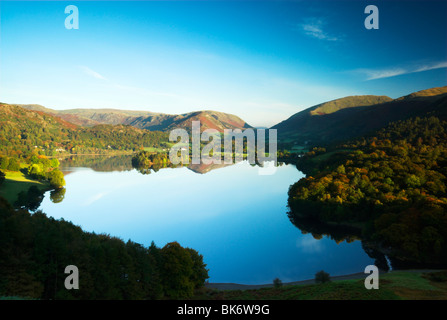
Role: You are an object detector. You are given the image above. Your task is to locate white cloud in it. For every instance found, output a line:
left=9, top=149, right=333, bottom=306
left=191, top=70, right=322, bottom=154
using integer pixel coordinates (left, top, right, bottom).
left=296, top=235, right=324, bottom=253
left=83, top=192, right=107, bottom=206
left=300, top=18, right=339, bottom=42
left=356, top=61, right=447, bottom=81
left=414, top=61, right=447, bottom=73
left=79, top=65, right=108, bottom=80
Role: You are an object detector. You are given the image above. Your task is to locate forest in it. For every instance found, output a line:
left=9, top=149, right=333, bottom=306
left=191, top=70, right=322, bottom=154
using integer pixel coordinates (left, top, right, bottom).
left=0, top=196, right=209, bottom=299
left=287, top=116, right=447, bottom=266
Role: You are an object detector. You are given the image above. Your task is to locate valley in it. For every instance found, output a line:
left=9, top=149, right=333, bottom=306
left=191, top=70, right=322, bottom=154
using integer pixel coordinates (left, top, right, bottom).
left=2, top=85, right=447, bottom=300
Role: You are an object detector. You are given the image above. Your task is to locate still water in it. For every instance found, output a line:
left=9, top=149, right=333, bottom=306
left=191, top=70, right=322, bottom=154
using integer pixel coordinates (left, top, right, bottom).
left=38, top=156, right=375, bottom=284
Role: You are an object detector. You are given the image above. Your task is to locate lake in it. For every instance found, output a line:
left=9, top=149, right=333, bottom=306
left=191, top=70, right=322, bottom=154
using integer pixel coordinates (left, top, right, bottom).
left=38, top=155, right=375, bottom=285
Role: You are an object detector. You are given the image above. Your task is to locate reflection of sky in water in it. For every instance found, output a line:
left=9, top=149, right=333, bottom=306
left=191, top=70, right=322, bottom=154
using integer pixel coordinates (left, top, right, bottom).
left=39, top=161, right=374, bottom=284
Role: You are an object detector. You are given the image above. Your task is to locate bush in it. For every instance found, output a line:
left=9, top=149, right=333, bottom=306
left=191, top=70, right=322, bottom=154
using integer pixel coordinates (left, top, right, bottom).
left=315, top=270, right=331, bottom=284
left=423, top=271, right=447, bottom=283
left=273, top=278, right=283, bottom=288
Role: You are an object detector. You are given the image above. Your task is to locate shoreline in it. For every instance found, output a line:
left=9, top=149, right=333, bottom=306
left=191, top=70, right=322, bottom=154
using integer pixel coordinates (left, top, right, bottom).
left=205, top=269, right=444, bottom=291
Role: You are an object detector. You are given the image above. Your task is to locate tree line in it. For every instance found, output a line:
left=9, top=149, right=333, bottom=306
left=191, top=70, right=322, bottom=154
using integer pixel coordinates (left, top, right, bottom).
left=0, top=197, right=209, bottom=299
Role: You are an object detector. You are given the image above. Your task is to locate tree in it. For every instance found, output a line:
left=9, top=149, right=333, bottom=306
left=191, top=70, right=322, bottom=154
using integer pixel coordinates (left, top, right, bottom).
left=273, top=278, right=283, bottom=288
left=186, top=248, right=209, bottom=288
left=315, top=270, right=331, bottom=284
left=0, top=157, right=9, bottom=170
left=7, top=158, right=20, bottom=171
left=50, top=158, right=60, bottom=169
left=159, top=242, right=195, bottom=299
left=47, top=169, right=65, bottom=188
left=28, top=163, right=44, bottom=180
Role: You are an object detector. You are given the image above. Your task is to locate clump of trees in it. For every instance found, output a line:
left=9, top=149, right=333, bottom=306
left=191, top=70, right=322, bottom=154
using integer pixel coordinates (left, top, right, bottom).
left=0, top=156, right=20, bottom=171
left=131, top=151, right=181, bottom=174
left=26, top=154, right=65, bottom=188
left=132, top=151, right=170, bottom=169
left=0, top=153, right=66, bottom=210
left=288, top=116, right=447, bottom=265
left=0, top=197, right=209, bottom=300
left=0, top=153, right=65, bottom=190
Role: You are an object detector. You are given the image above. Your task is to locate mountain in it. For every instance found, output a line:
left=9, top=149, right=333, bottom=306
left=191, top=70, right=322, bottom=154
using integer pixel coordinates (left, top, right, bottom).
left=19, top=105, right=251, bottom=132
left=272, top=86, right=447, bottom=146
left=18, top=105, right=161, bottom=127
left=124, top=110, right=251, bottom=132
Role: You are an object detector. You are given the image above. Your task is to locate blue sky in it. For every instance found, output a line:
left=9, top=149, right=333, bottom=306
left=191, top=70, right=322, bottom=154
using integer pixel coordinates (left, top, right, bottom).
left=1, top=0, right=446, bottom=127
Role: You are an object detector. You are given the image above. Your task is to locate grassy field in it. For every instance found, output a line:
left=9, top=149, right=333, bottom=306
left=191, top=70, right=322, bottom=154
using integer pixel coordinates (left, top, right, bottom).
left=195, top=270, right=447, bottom=300
left=2, top=270, right=446, bottom=300
left=143, top=146, right=170, bottom=153
left=0, top=169, right=50, bottom=205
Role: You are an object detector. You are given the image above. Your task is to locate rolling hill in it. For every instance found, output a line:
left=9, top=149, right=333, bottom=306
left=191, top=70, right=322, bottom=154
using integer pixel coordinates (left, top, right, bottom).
left=12, top=85, right=447, bottom=148
left=19, top=105, right=252, bottom=132
left=272, top=86, right=447, bottom=146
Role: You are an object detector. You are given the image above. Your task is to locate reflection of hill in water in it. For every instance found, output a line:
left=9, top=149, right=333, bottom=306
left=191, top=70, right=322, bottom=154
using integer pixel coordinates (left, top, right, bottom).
left=138, top=160, right=284, bottom=175
left=59, top=154, right=134, bottom=172
left=287, top=213, right=391, bottom=271
left=187, top=162, right=234, bottom=174
left=59, top=154, right=285, bottom=176
left=286, top=212, right=445, bottom=272
left=188, top=160, right=285, bottom=174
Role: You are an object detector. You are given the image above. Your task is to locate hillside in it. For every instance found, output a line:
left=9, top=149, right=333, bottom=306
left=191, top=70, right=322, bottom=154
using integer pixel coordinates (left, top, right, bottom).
left=273, top=86, right=447, bottom=146
left=19, top=105, right=252, bottom=132
left=287, top=115, right=447, bottom=266
left=0, top=103, right=169, bottom=156
left=309, top=95, right=392, bottom=116
left=125, top=110, right=251, bottom=132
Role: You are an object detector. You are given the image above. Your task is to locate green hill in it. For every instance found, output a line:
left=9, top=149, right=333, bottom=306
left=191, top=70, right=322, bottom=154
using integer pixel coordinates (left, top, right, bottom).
left=273, top=86, right=447, bottom=146
left=309, top=95, right=392, bottom=116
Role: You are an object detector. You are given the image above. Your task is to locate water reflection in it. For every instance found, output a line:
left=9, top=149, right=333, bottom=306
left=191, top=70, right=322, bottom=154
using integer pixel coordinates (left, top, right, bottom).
left=15, top=185, right=46, bottom=211
left=288, top=214, right=390, bottom=271
left=38, top=155, right=376, bottom=284
left=49, top=187, right=66, bottom=204
left=58, top=154, right=134, bottom=172
left=14, top=186, right=67, bottom=211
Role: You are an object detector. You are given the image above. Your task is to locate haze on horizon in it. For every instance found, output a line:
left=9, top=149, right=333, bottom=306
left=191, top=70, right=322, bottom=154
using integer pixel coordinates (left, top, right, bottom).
left=1, top=0, right=446, bottom=128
